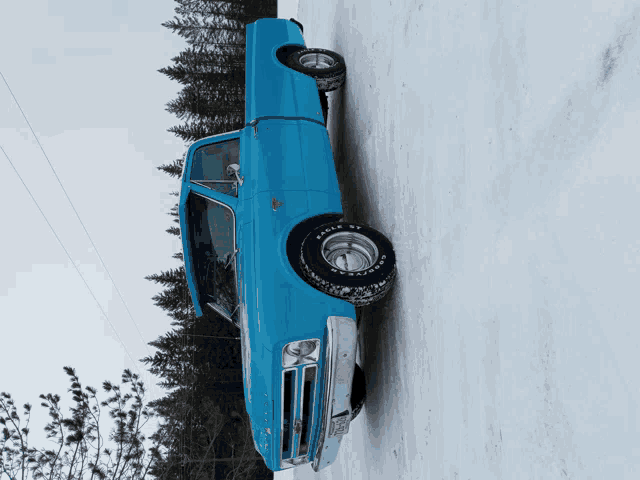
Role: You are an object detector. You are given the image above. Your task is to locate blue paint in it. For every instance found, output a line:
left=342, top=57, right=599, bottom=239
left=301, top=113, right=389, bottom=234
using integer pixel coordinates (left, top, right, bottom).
left=179, top=18, right=355, bottom=471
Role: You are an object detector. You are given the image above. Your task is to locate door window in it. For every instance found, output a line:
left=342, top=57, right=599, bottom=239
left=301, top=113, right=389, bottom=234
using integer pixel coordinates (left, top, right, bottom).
left=190, top=139, right=240, bottom=197
left=187, top=193, right=238, bottom=323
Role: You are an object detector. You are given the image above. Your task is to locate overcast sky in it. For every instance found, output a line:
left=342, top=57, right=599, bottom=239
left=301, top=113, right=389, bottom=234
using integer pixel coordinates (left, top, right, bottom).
left=0, top=0, right=299, bottom=453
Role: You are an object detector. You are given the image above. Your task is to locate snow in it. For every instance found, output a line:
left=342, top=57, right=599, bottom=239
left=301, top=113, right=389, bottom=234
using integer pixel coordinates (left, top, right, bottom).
left=278, top=0, right=301, bottom=21
left=276, top=0, right=640, bottom=478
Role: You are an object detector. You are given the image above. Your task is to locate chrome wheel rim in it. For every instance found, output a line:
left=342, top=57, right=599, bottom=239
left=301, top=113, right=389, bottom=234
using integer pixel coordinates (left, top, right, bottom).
left=321, top=231, right=379, bottom=272
left=299, top=52, right=336, bottom=69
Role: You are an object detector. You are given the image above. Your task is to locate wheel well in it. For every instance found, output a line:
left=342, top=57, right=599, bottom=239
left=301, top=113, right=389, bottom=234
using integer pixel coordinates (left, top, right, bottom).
left=276, top=44, right=306, bottom=66
left=285, top=213, right=343, bottom=280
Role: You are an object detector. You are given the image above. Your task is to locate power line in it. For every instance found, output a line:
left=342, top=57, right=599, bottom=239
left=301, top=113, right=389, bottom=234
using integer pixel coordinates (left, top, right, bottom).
left=0, top=70, right=152, bottom=358
left=177, top=333, right=240, bottom=339
left=0, top=144, right=142, bottom=375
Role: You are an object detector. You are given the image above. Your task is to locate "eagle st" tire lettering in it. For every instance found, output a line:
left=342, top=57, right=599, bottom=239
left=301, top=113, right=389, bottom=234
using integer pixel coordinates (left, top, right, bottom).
left=298, top=221, right=396, bottom=306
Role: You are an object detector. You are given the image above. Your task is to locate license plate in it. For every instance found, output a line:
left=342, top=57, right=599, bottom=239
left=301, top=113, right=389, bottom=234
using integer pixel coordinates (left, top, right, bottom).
left=329, top=411, right=350, bottom=437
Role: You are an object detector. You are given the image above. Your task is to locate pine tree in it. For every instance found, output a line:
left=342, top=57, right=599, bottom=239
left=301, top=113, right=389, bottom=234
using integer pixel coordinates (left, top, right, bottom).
left=161, top=16, right=244, bottom=48
left=145, top=267, right=193, bottom=322
left=168, top=116, right=243, bottom=142
left=166, top=226, right=181, bottom=237
left=173, top=0, right=244, bottom=21
left=167, top=47, right=244, bottom=71
left=167, top=121, right=214, bottom=142
left=165, top=84, right=243, bottom=124
left=159, top=64, right=243, bottom=92
left=157, top=155, right=186, bottom=179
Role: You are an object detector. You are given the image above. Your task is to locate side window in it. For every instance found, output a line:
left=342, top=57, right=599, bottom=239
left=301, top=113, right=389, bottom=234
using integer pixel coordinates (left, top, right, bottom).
left=190, top=139, right=240, bottom=197
left=187, top=193, right=238, bottom=323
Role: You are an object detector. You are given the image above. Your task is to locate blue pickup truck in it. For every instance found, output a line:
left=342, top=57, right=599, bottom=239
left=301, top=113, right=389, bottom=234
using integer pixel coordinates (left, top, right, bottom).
left=178, top=18, right=396, bottom=472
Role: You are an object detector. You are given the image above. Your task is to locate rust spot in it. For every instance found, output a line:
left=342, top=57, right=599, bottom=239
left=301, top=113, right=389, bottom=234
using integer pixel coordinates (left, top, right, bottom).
left=272, top=198, right=284, bottom=211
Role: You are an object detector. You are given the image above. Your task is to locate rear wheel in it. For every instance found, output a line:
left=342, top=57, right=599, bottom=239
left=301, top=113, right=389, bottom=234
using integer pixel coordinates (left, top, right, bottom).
left=286, top=48, right=346, bottom=92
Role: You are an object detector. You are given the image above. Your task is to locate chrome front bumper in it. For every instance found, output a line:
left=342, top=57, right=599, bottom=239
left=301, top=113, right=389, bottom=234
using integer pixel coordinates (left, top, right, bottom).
left=311, top=316, right=357, bottom=472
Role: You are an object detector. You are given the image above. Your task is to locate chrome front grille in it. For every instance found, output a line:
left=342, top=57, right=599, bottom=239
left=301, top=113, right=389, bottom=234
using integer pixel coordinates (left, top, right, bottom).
left=281, top=369, right=297, bottom=459
left=280, top=364, right=318, bottom=468
left=299, top=365, right=317, bottom=456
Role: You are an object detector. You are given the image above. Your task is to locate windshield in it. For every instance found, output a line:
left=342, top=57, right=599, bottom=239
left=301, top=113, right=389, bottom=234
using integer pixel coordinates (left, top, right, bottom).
left=186, top=192, right=238, bottom=319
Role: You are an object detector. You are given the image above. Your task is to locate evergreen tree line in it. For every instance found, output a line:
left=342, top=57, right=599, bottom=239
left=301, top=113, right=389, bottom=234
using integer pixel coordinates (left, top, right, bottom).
left=2, top=1, right=277, bottom=479
left=161, top=0, right=277, bottom=141
left=145, top=0, right=278, bottom=478
left=147, top=0, right=278, bottom=478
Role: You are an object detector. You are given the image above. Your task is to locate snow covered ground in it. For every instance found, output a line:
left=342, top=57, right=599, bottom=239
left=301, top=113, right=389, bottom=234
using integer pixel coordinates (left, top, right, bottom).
left=278, top=0, right=640, bottom=479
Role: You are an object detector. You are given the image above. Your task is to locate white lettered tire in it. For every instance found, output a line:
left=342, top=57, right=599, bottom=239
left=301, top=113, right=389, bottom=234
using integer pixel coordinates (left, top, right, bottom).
left=286, top=48, right=347, bottom=92
left=299, top=221, right=396, bottom=306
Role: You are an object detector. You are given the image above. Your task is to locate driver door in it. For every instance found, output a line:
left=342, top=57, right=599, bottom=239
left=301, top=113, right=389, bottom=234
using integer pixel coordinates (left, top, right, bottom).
left=187, top=192, right=240, bottom=327
left=186, top=135, right=243, bottom=326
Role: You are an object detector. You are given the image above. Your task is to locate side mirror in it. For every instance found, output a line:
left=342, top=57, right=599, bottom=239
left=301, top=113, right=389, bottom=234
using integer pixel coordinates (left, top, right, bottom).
left=226, top=163, right=244, bottom=186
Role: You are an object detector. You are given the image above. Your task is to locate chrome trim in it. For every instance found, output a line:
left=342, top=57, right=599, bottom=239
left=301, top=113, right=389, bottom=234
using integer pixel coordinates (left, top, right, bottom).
left=280, top=451, right=308, bottom=469
left=192, top=179, right=237, bottom=184
left=279, top=362, right=320, bottom=469
left=190, top=191, right=237, bottom=224
left=321, top=231, right=380, bottom=272
left=299, top=364, right=318, bottom=456
left=299, top=52, right=336, bottom=69
left=281, top=456, right=309, bottom=469
left=281, top=339, right=321, bottom=368
left=280, top=368, right=298, bottom=462
left=192, top=180, right=238, bottom=196
left=312, top=316, right=357, bottom=472
left=226, top=163, right=244, bottom=186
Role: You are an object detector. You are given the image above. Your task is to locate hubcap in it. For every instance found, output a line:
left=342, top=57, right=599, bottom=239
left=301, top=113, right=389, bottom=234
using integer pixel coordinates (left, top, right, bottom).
left=299, top=52, right=336, bottom=69
left=321, top=232, right=379, bottom=272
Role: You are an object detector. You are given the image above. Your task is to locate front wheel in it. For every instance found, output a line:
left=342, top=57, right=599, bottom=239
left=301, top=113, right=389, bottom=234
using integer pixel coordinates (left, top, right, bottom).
left=299, top=221, right=396, bottom=306
left=286, top=48, right=346, bottom=92
left=350, top=364, right=366, bottom=421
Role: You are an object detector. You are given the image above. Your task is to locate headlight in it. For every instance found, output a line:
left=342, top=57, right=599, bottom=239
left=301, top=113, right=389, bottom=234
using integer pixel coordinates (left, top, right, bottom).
left=282, top=339, right=320, bottom=367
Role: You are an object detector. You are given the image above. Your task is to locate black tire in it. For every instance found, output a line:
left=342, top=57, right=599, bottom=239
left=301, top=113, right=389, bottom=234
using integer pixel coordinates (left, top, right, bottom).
left=286, top=213, right=343, bottom=281
left=350, top=364, right=366, bottom=421
left=286, top=48, right=346, bottom=92
left=319, top=91, right=329, bottom=126
left=299, top=221, right=396, bottom=306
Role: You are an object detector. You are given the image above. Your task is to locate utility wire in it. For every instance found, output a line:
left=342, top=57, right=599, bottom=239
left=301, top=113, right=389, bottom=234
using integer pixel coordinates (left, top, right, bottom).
left=177, top=333, right=240, bottom=339
left=0, top=144, right=142, bottom=375
left=0, top=70, right=152, bottom=357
